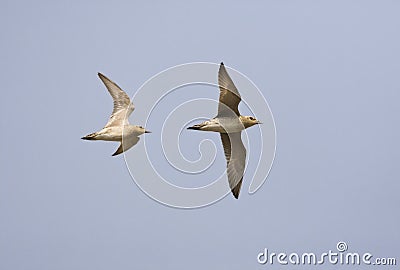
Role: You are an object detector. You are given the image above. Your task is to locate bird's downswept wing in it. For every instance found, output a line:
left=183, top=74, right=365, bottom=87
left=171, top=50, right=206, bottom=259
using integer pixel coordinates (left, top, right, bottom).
left=220, top=132, right=246, bottom=199
left=98, top=73, right=135, bottom=128
left=112, top=136, right=140, bottom=156
left=217, top=62, right=241, bottom=117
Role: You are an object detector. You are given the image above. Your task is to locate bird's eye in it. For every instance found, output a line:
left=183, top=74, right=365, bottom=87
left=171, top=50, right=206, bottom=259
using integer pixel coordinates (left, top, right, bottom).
left=250, top=117, right=255, bottom=120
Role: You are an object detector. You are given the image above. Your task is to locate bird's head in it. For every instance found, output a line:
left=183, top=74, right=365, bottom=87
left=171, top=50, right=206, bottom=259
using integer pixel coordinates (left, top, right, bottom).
left=136, top=125, right=152, bottom=134
left=240, top=116, right=262, bottom=128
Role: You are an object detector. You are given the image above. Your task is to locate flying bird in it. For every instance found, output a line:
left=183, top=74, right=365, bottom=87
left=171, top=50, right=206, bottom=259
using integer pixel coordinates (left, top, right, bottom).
left=187, top=63, right=261, bottom=199
left=82, top=73, right=151, bottom=156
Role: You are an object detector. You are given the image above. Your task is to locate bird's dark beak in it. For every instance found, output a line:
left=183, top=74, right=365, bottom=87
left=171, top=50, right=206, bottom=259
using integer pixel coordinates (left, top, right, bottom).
left=145, top=130, right=152, bottom=133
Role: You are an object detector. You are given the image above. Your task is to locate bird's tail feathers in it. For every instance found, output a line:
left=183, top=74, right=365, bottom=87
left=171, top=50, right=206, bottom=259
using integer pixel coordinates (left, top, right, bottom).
left=187, top=123, right=205, bottom=130
left=81, top=132, right=98, bottom=140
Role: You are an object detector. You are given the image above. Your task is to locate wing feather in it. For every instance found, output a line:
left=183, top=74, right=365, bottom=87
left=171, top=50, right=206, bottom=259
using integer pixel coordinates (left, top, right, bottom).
left=220, top=132, right=246, bottom=199
left=98, top=73, right=134, bottom=128
left=112, top=136, right=140, bottom=156
left=217, top=63, right=241, bottom=117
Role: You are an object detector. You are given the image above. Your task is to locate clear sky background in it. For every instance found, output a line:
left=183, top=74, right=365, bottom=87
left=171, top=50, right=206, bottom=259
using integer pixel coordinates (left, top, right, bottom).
left=1, top=1, right=399, bottom=269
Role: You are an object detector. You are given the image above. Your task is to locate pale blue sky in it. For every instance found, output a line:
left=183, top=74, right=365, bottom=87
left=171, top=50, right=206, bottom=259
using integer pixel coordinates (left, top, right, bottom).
left=1, top=1, right=399, bottom=269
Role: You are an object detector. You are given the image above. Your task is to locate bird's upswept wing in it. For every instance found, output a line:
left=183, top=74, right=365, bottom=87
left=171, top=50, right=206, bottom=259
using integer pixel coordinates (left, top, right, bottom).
left=220, top=132, right=246, bottom=199
left=98, top=73, right=135, bottom=128
left=217, top=63, right=241, bottom=117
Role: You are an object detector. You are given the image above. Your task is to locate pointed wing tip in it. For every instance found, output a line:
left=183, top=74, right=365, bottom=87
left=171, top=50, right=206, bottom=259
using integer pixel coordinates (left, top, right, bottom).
left=112, top=145, right=123, bottom=156
left=231, top=187, right=240, bottom=199
left=218, top=62, right=227, bottom=77
left=231, top=180, right=243, bottom=199
left=98, top=72, right=108, bottom=82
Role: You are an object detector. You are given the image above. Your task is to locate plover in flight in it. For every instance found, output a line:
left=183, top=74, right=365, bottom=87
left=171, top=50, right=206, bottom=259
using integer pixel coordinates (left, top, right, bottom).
left=82, top=73, right=151, bottom=156
left=187, top=63, right=261, bottom=199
